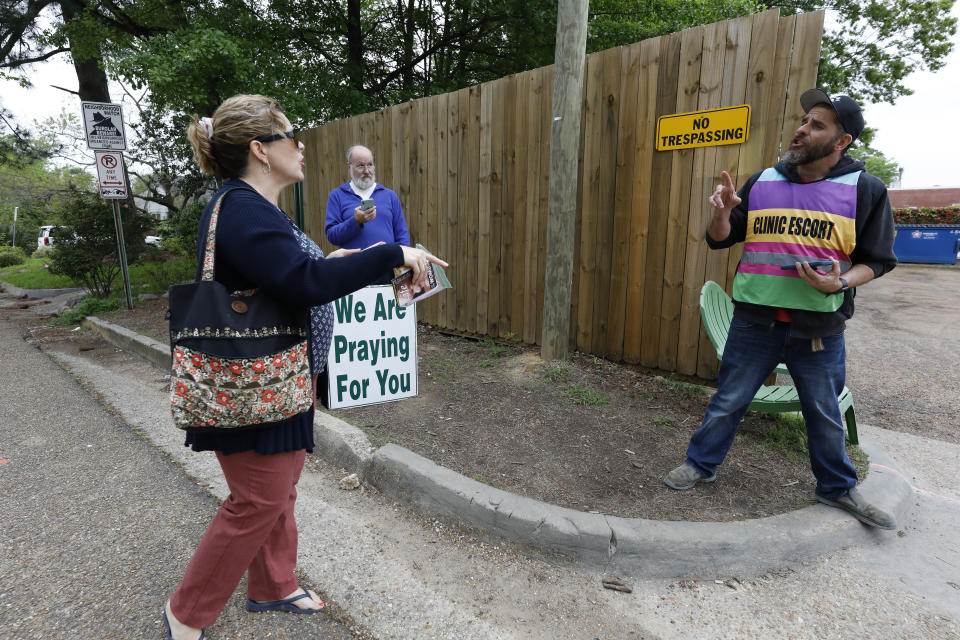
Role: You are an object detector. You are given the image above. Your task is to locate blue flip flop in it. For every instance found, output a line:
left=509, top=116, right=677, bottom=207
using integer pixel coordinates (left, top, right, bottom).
left=162, top=609, right=205, bottom=639
left=246, top=588, right=324, bottom=614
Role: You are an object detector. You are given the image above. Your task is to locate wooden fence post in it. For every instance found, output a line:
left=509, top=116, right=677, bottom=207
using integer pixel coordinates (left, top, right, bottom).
left=541, top=0, right=588, bottom=361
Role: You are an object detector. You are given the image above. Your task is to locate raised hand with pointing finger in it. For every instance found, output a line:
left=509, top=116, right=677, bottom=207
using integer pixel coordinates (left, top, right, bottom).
left=708, top=171, right=741, bottom=213
left=706, top=170, right=742, bottom=242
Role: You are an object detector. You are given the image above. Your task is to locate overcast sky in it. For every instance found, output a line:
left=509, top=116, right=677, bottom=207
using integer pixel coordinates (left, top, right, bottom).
left=3, top=6, right=958, bottom=190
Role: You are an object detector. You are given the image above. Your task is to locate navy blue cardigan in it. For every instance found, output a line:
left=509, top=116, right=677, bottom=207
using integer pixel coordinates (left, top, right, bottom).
left=185, top=180, right=404, bottom=455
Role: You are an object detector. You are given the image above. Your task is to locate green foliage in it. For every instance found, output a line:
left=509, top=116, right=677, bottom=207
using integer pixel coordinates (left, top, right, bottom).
left=131, top=257, right=196, bottom=294
left=893, top=207, right=960, bottom=225
left=541, top=363, right=573, bottom=382
left=588, top=0, right=759, bottom=51
left=656, top=375, right=711, bottom=396
left=753, top=413, right=809, bottom=461
left=50, top=297, right=121, bottom=326
left=0, top=257, right=74, bottom=289
left=776, top=0, right=957, bottom=104
left=48, top=191, right=152, bottom=298
left=0, top=134, right=94, bottom=246
left=0, top=245, right=26, bottom=267
left=565, top=386, right=608, bottom=406
left=481, top=339, right=511, bottom=358
left=159, top=199, right=204, bottom=260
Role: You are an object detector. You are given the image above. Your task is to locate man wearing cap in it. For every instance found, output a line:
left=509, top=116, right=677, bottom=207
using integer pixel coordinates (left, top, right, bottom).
left=663, top=89, right=898, bottom=530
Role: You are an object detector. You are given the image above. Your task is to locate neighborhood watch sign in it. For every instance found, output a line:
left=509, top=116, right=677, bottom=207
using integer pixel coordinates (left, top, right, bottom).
left=81, top=102, right=127, bottom=151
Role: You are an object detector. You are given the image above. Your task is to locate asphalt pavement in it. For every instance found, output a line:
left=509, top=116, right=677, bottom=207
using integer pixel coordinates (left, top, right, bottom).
left=0, top=318, right=354, bottom=640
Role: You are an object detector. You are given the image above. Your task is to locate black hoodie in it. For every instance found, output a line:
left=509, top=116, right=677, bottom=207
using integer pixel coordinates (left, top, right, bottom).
left=707, top=155, right=898, bottom=339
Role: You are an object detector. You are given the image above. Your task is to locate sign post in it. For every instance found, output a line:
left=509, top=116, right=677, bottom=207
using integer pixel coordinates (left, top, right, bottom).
left=82, top=102, right=133, bottom=309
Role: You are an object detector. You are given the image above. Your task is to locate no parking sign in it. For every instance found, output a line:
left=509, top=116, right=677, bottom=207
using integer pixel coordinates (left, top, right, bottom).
left=94, top=151, right=128, bottom=199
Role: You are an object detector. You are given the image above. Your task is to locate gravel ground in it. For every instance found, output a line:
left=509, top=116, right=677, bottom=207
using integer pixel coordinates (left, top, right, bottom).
left=843, top=263, right=960, bottom=444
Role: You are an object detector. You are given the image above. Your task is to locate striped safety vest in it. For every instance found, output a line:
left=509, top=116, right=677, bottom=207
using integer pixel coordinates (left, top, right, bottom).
left=733, top=167, right=859, bottom=312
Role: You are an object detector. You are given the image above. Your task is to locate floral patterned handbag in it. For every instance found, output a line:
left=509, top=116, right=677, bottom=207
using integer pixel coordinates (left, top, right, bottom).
left=167, top=188, right=313, bottom=429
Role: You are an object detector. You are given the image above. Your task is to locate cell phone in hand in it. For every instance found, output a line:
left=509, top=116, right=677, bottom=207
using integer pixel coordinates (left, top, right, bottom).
left=361, top=199, right=375, bottom=211
left=780, top=260, right=835, bottom=270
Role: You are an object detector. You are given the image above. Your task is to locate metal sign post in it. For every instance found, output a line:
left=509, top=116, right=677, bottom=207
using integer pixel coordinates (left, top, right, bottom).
left=12, top=206, right=17, bottom=247
left=110, top=199, right=134, bottom=309
left=85, top=105, right=134, bottom=309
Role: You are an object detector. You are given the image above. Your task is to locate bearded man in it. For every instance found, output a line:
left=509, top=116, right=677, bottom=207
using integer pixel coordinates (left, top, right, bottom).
left=325, top=144, right=410, bottom=254
left=663, top=89, right=899, bottom=530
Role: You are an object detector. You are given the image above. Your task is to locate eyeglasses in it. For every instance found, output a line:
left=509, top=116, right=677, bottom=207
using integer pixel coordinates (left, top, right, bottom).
left=352, top=162, right=374, bottom=170
left=255, top=129, right=299, bottom=148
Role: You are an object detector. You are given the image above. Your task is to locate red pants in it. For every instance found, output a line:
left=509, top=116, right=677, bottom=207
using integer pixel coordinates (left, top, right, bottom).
left=170, top=448, right=306, bottom=628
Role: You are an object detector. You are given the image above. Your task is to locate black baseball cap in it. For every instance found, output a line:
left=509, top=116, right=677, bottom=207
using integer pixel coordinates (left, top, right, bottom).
left=799, top=88, right=865, bottom=143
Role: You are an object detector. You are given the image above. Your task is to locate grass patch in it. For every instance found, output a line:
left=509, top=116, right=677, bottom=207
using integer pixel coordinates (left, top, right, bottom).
left=50, top=297, right=121, bottom=326
left=650, top=414, right=675, bottom=428
left=0, top=255, right=195, bottom=294
left=0, top=258, right=74, bottom=289
left=355, top=424, right=392, bottom=449
left=481, top=338, right=511, bottom=358
left=565, top=386, right=608, bottom=406
left=745, top=412, right=809, bottom=461
left=656, top=375, right=711, bottom=396
left=745, top=411, right=868, bottom=473
left=847, top=443, right=869, bottom=480
left=540, top=363, right=572, bottom=382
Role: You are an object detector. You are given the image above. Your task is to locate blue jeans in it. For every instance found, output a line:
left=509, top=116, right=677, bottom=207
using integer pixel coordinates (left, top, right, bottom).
left=685, top=317, right=857, bottom=499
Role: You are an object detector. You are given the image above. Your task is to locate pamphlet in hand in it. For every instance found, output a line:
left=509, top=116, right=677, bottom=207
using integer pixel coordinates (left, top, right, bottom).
left=392, top=243, right=452, bottom=307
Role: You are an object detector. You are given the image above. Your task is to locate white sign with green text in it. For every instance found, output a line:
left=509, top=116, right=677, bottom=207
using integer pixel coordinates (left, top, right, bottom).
left=326, top=285, right=417, bottom=409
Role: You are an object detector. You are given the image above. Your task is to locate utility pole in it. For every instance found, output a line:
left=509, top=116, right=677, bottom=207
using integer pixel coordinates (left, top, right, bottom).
left=12, top=207, right=17, bottom=248
left=540, top=0, right=589, bottom=361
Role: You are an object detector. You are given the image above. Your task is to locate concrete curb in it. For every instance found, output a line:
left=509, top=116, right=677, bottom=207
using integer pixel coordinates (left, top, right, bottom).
left=84, top=315, right=915, bottom=578
left=83, top=316, right=170, bottom=370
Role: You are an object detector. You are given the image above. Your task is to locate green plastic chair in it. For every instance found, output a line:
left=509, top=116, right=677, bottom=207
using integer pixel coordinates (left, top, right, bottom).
left=698, top=281, right=858, bottom=444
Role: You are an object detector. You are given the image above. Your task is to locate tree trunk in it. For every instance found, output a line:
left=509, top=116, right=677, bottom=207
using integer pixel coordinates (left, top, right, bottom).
left=58, top=0, right=111, bottom=102
left=346, top=0, right=364, bottom=92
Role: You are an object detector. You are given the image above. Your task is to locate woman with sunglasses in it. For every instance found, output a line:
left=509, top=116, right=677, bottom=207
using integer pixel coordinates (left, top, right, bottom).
left=164, top=94, right=446, bottom=640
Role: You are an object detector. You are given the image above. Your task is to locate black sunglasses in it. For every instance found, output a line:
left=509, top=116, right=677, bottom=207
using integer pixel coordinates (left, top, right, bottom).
left=254, top=129, right=299, bottom=146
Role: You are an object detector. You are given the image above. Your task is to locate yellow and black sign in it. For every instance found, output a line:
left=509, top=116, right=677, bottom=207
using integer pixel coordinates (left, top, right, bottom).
left=656, top=104, right=751, bottom=151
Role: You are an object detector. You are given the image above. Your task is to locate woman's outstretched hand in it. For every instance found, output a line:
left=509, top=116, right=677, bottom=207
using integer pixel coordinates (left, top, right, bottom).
left=326, top=247, right=362, bottom=259
left=400, top=246, right=449, bottom=290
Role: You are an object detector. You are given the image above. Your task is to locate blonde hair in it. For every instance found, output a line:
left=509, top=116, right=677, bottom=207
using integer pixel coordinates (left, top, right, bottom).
left=187, top=94, right=289, bottom=179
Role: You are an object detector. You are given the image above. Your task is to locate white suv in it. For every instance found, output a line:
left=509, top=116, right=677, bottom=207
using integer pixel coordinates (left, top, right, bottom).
left=37, top=225, right=62, bottom=249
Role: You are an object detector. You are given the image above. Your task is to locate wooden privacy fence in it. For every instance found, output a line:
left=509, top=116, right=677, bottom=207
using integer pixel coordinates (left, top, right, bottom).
left=282, top=8, right=824, bottom=379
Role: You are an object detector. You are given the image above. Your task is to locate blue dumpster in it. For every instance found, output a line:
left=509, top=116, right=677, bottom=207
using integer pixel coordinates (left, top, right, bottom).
left=893, top=225, right=960, bottom=264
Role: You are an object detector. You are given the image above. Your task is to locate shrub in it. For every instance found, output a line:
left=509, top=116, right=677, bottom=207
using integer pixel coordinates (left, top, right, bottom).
left=160, top=199, right=204, bottom=258
left=48, top=191, right=152, bottom=298
left=51, top=296, right=121, bottom=326
left=31, top=247, right=53, bottom=259
left=893, top=206, right=960, bottom=225
left=136, top=257, right=196, bottom=294
left=0, top=246, right=27, bottom=268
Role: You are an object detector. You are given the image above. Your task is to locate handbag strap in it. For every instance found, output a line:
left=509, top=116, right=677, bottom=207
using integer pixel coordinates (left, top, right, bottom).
left=199, top=185, right=259, bottom=282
